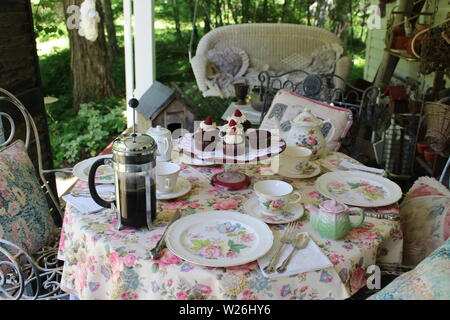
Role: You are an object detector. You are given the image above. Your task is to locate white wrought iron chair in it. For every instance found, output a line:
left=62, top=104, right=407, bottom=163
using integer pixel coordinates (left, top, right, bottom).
left=0, top=88, right=70, bottom=300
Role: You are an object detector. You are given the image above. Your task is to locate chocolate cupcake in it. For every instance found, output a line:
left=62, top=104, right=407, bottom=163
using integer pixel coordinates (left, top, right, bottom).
left=247, top=129, right=272, bottom=150
left=194, top=116, right=219, bottom=152
left=231, top=109, right=252, bottom=131
left=222, top=126, right=246, bottom=157
left=221, top=109, right=251, bottom=135
left=220, top=119, right=237, bottom=137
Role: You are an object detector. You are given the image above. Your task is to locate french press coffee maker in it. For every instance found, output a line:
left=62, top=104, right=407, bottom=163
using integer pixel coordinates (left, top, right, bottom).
left=88, top=98, right=158, bottom=230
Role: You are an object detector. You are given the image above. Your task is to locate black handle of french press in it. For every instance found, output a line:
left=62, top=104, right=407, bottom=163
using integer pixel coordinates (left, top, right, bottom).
left=88, top=158, right=115, bottom=209
left=128, top=98, right=139, bottom=139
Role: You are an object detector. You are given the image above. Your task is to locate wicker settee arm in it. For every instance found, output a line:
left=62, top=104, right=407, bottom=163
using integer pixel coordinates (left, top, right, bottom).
left=191, top=54, right=209, bottom=94
left=0, top=238, right=68, bottom=300
left=334, top=56, right=353, bottom=91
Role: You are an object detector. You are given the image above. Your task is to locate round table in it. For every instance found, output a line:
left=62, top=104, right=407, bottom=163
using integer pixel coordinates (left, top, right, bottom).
left=58, top=151, right=403, bottom=300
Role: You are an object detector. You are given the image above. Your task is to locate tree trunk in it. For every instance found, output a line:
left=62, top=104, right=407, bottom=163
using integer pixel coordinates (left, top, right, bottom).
left=214, top=0, right=223, bottom=26
left=171, top=0, right=184, bottom=45
left=227, top=0, right=239, bottom=24
left=241, top=0, right=251, bottom=23
left=281, top=0, right=290, bottom=23
left=101, top=0, right=119, bottom=62
left=262, top=0, right=269, bottom=22
left=306, top=0, right=311, bottom=26
left=64, top=0, right=117, bottom=110
left=188, top=0, right=199, bottom=46
left=202, top=0, right=212, bottom=33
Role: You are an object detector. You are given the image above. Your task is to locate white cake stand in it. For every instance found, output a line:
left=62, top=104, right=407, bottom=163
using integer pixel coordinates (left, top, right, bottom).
left=179, top=133, right=286, bottom=191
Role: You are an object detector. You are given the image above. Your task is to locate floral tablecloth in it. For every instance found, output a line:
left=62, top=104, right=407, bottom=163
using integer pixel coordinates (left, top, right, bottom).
left=58, top=151, right=403, bottom=300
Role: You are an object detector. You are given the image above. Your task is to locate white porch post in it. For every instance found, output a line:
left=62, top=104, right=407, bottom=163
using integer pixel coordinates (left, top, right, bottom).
left=124, top=0, right=156, bottom=127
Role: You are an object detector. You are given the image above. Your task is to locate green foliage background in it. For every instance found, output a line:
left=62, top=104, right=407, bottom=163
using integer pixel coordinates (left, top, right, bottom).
left=33, top=0, right=369, bottom=167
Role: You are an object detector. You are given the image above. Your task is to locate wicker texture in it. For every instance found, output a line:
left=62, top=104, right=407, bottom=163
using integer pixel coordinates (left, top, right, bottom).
left=191, top=23, right=351, bottom=97
left=424, top=98, right=450, bottom=156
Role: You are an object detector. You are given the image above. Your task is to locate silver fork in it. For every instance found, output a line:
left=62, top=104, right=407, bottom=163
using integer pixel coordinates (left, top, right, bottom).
left=264, top=222, right=297, bottom=273
left=276, top=234, right=310, bottom=273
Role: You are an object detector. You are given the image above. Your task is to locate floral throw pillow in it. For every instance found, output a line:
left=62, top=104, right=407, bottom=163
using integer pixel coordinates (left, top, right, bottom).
left=400, top=176, right=450, bottom=266
left=260, top=89, right=353, bottom=151
left=369, top=239, right=450, bottom=300
left=0, top=140, right=56, bottom=257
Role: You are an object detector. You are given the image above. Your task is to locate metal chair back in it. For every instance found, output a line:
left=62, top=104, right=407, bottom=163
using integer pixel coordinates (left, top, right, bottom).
left=0, top=88, right=63, bottom=221
left=0, top=88, right=68, bottom=300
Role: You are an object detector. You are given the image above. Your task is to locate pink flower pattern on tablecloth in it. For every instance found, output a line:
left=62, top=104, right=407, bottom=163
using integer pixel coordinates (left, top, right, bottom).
left=57, top=151, right=403, bottom=300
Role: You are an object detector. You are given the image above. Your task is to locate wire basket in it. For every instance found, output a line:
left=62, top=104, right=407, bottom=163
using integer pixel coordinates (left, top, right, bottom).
left=382, top=113, right=420, bottom=178
left=424, top=98, right=450, bottom=156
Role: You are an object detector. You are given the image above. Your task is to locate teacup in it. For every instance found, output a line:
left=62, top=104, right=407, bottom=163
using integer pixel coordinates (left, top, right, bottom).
left=155, top=162, right=180, bottom=193
left=280, top=146, right=312, bottom=173
left=254, top=180, right=302, bottom=215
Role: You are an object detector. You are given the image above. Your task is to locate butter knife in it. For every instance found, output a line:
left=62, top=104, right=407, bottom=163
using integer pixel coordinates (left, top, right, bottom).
left=150, top=210, right=182, bottom=259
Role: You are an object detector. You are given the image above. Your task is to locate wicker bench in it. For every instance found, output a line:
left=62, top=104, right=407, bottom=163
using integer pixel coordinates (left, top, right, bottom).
left=191, top=23, right=353, bottom=97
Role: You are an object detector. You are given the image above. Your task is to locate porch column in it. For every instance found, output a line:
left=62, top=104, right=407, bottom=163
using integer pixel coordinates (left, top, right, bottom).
left=124, top=0, right=156, bottom=127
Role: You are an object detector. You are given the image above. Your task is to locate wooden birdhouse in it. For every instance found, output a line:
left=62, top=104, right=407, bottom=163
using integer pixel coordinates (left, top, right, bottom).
left=136, top=81, right=196, bottom=134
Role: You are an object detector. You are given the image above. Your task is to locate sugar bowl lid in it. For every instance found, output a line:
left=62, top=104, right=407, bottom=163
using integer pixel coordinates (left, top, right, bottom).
left=147, top=125, right=171, bottom=136
left=112, top=133, right=157, bottom=156
left=293, top=108, right=322, bottom=126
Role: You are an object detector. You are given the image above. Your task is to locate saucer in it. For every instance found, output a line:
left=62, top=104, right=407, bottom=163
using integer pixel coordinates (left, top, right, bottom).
left=156, top=178, right=192, bottom=200
left=243, top=198, right=304, bottom=224
left=180, top=154, right=216, bottom=166
left=278, top=162, right=321, bottom=179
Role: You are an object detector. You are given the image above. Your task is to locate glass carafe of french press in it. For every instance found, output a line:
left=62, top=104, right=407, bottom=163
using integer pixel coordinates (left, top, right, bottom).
left=88, top=98, right=158, bottom=230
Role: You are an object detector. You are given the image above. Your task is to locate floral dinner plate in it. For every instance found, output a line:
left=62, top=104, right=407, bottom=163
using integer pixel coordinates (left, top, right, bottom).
left=73, top=155, right=114, bottom=184
left=165, top=211, right=274, bottom=267
left=315, top=171, right=402, bottom=207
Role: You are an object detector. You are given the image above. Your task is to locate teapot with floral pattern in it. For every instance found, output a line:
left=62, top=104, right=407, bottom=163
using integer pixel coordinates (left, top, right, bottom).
left=286, top=108, right=335, bottom=159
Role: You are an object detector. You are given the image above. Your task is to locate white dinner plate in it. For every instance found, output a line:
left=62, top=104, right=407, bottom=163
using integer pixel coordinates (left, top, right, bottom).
left=315, top=171, right=402, bottom=207
left=156, top=178, right=192, bottom=200
left=73, top=155, right=114, bottom=184
left=165, top=211, right=274, bottom=267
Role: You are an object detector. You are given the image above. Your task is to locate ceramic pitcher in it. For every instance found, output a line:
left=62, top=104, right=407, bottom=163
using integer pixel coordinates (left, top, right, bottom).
left=147, top=125, right=173, bottom=162
left=306, top=200, right=365, bottom=240
left=286, top=108, right=335, bottom=159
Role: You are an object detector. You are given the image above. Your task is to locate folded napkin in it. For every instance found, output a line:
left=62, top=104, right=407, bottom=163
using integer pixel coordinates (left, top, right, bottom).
left=339, top=159, right=385, bottom=175
left=257, top=232, right=332, bottom=278
left=62, top=185, right=115, bottom=214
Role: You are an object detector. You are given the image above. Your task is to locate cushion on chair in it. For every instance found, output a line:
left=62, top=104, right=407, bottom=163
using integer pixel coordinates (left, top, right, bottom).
left=260, top=89, right=353, bottom=151
left=400, top=176, right=450, bottom=266
left=204, top=46, right=250, bottom=97
left=206, top=46, right=249, bottom=78
left=0, top=140, right=56, bottom=256
left=368, top=239, right=450, bottom=300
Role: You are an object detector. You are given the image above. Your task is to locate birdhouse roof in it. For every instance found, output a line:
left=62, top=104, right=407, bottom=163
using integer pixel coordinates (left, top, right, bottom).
left=136, top=81, right=176, bottom=120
